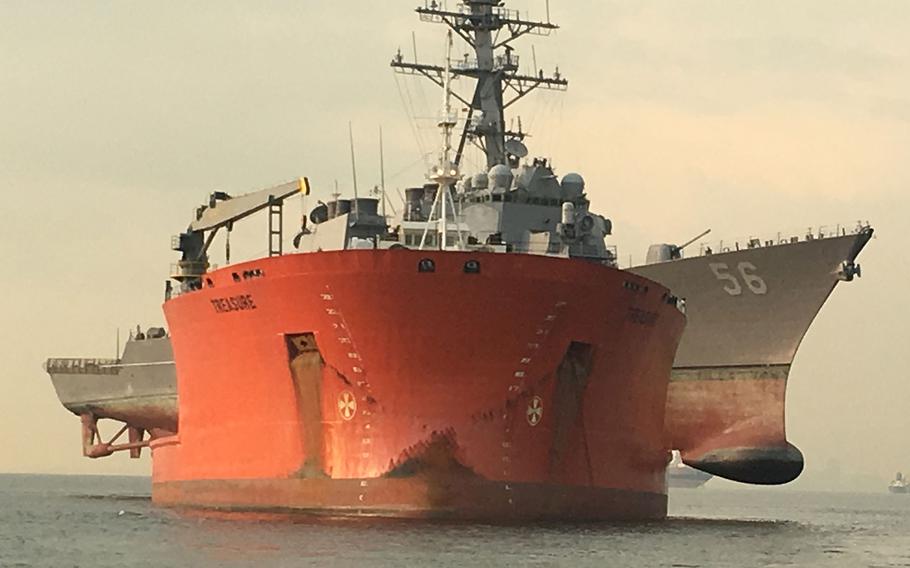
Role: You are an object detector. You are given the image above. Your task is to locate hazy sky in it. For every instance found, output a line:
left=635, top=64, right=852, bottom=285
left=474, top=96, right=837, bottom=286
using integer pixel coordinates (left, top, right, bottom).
left=1, top=1, right=907, bottom=490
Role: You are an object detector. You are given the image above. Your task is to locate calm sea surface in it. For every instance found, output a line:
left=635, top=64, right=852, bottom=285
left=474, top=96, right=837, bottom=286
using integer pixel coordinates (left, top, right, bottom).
left=1, top=475, right=908, bottom=567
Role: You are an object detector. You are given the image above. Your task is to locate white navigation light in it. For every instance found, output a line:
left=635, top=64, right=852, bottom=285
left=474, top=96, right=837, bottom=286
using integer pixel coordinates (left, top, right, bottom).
left=561, top=202, right=576, bottom=225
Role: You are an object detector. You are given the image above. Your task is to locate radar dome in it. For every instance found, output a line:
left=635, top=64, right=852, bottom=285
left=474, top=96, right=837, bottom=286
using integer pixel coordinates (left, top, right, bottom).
left=488, top=164, right=513, bottom=191
left=561, top=173, right=585, bottom=199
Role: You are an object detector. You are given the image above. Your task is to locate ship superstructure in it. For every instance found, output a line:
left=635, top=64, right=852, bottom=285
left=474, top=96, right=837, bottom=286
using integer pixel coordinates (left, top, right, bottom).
left=295, top=0, right=611, bottom=263
left=889, top=472, right=909, bottom=494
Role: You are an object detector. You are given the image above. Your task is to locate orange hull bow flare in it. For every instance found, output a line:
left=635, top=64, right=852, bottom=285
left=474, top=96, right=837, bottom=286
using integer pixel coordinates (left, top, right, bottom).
left=154, top=250, right=685, bottom=520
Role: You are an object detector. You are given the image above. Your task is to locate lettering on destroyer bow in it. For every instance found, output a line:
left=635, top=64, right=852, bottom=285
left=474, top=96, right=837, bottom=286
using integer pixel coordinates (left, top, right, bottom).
left=211, top=294, right=257, bottom=313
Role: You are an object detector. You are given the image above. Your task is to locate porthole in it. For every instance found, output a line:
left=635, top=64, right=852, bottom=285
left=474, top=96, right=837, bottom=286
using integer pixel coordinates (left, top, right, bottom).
left=418, top=258, right=436, bottom=273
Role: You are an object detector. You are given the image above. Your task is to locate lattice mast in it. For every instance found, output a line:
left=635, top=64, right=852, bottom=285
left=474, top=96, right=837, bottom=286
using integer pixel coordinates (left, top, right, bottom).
left=419, top=29, right=463, bottom=250
left=392, top=0, right=567, bottom=169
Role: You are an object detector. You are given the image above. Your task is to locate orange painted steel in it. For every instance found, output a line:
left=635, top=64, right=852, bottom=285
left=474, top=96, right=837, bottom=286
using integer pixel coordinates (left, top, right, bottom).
left=152, top=249, right=685, bottom=520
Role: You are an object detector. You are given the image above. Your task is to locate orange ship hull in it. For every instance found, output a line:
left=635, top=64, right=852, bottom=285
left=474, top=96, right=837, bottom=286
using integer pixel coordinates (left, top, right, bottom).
left=152, top=250, right=685, bottom=520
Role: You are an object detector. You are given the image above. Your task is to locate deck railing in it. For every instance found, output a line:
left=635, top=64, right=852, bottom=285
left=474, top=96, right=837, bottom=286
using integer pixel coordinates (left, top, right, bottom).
left=617, top=221, right=871, bottom=269
left=693, top=221, right=872, bottom=258
left=44, top=358, right=120, bottom=375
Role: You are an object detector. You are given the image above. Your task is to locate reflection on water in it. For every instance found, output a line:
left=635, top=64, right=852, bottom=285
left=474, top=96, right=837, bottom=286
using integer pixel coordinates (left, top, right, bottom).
left=1, top=475, right=909, bottom=568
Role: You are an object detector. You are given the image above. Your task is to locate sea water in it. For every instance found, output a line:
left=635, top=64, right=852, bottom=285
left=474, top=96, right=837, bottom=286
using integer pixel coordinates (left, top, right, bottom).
left=1, top=475, right=908, bottom=567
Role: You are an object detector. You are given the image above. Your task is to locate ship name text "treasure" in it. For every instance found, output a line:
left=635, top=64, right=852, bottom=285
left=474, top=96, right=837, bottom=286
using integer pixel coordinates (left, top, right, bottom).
left=211, top=295, right=257, bottom=313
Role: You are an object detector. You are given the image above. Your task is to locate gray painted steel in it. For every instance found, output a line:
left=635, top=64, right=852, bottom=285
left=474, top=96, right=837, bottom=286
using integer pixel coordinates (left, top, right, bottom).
left=631, top=228, right=872, bottom=369
left=189, top=180, right=303, bottom=233
left=632, top=228, right=871, bottom=484
left=45, top=335, right=177, bottom=431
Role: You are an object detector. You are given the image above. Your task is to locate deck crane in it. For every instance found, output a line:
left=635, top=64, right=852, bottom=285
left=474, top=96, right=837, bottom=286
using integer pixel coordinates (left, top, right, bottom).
left=168, top=178, right=309, bottom=297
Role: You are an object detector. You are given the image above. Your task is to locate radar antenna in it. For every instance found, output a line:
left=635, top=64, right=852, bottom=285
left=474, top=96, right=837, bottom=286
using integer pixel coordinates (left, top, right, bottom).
left=392, top=0, right=567, bottom=168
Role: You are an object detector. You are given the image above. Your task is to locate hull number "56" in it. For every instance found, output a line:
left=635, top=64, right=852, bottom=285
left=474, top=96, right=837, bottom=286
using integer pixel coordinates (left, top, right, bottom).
left=709, top=262, right=768, bottom=296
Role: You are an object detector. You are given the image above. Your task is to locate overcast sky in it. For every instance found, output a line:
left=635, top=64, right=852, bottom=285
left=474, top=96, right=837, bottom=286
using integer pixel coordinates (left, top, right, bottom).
left=1, top=1, right=907, bottom=490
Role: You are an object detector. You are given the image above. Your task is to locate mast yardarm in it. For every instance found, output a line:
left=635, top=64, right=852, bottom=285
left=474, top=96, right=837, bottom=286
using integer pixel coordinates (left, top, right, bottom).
left=392, top=0, right=567, bottom=168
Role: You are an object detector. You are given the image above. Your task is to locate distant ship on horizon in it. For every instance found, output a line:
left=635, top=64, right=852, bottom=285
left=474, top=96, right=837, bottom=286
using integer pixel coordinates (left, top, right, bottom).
left=889, top=472, right=909, bottom=494
left=667, top=451, right=713, bottom=489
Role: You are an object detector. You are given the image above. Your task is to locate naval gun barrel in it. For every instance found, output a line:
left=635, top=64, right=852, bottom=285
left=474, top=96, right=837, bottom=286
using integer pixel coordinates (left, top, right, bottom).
left=677, top=229, right=712, bottom=253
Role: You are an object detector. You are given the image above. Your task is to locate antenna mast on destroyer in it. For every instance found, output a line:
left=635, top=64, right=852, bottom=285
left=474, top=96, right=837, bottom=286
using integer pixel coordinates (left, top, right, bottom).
left=392, top=0, right=568, bottom=169
left=419, top=30, right=466, bottom=250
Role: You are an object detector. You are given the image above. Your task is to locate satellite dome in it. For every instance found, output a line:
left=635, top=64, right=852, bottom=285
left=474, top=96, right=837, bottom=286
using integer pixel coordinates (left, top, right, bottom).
left=488, top=164, right=514, bottom=191
left=561, top=173, right=585, bottom=198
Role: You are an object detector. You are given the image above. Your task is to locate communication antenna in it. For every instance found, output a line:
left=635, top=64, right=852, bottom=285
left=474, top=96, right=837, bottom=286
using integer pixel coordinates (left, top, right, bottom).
left=348, top=122, right=360, bottom=217
left=393, top=0, right=566, bottom=169
left=419, top=29, right=463, bottom=251
left=379, top=126, right=387, bottom=217
left=225, top=225, right=231, bottom=264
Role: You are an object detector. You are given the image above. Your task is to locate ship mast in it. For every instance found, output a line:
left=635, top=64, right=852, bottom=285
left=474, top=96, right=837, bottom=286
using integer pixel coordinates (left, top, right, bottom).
left=392, top=0, right=567, bottom=169
left=419, top=29, right=463, bottom=250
